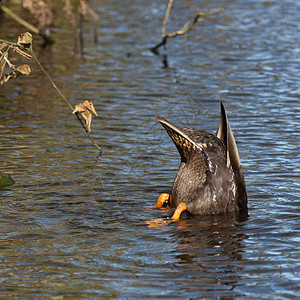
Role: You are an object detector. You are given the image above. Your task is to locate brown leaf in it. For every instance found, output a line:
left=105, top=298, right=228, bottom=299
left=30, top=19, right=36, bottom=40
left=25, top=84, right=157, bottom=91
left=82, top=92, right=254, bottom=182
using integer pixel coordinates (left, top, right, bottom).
left=0, top=64, right=31, bottom=85
left=0, top=43, right=8, bottom=51
left=13, top=47, right=32, bottom=59
left=73, top=101, right=97, bottom=132
left=17, top=32, right=33, bottom=50
left=0, top=71, right=14, bottom=85
left=83, top=100, right=98, bottom=116
left=72, top=103, right=86, bottom=114
left=0, top=51, right=8, bottom=79
left=17, top=64, right=31, bottom=75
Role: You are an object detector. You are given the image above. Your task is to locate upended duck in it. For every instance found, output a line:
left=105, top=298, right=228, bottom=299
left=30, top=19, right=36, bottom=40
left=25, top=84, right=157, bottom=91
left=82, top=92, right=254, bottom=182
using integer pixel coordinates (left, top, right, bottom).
left=156, top=103, right=247, bottom=220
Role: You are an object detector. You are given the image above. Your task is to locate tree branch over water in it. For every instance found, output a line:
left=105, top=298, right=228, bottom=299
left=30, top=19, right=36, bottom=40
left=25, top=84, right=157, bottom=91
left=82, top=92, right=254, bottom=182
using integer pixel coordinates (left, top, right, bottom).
left=151, top=2, right=224, bottom=54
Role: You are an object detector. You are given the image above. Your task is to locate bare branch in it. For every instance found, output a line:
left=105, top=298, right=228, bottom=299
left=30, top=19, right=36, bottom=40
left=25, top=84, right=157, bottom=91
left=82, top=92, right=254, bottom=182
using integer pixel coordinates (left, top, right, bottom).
left=151, top=8, right=224, bottom=54
left=161, top=0, right=174, bottom=37
left=0, top=4, right=39, bottom=34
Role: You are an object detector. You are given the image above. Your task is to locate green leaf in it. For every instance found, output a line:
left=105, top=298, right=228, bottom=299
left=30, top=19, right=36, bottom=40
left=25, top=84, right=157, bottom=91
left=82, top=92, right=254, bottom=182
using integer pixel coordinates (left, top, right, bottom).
left=0, top=171, right=15, bottom=189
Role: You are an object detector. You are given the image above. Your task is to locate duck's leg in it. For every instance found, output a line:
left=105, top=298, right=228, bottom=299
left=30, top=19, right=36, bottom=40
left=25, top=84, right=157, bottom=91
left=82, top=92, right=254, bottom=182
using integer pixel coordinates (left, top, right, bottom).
left=146, top=199, right=186, bottom=228
left=156, top=193, right=170, bottom=208
left=171, top=202, right=187, bottom=220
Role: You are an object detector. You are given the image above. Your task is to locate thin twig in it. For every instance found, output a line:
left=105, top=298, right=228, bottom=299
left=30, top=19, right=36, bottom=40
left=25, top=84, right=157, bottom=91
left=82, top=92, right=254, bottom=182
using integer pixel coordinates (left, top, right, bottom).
left=28, top=49, right=102, bottom=153
left=151, top=8, right=224, bottom=54
left=161, top=0, right=174, bottom=37
left=28, top=49, right=74, bottom=111
left=1, top=4, right=54, bottom=43
left=0, top=4, right=39, bottom=34
left=1, top=49, right=15, bottom=68
left=0, top=37, right=102, bottom=153
left=74, top=113, right=102, bottom=153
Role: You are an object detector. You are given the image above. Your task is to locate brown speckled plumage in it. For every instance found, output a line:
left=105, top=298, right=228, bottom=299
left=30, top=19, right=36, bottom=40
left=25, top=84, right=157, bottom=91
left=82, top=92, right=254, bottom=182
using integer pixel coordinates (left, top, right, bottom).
left=156, top=103, right=247, bottom=216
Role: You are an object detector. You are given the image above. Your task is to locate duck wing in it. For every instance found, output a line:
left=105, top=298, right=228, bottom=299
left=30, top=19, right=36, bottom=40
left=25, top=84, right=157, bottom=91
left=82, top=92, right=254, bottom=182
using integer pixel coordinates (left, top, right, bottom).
left=156, top=116, right=225, bottom=164
left=216, top=102, right=247, bottom=209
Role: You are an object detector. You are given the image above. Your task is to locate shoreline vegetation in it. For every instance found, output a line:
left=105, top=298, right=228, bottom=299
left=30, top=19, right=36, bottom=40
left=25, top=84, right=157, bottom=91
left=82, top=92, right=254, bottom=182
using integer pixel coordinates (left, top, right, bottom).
left=0, top=32, right=102, bottom=188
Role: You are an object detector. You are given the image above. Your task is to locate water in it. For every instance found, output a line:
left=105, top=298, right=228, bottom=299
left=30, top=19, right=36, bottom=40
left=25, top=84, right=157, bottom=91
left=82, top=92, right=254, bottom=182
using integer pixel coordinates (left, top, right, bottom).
left=0, top=0, right=299, bottom=298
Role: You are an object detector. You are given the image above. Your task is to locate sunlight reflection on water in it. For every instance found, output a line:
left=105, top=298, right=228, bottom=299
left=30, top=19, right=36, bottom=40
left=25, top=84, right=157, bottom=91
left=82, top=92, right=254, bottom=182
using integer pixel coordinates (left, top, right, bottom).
left=0, top=0, right=299, bottom=298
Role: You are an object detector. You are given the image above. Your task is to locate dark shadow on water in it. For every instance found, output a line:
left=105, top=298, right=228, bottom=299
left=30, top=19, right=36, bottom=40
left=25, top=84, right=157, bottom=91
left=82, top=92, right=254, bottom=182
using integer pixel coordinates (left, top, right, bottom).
left=168, top=214, right=249, bottom=297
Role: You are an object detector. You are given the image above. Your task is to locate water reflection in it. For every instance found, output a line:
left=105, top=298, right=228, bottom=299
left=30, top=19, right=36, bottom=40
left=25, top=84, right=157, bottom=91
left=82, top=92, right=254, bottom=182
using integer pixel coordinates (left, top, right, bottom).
left=165, top=216, right=247, bottom=297
left=0, top=0, right=299, bottom=298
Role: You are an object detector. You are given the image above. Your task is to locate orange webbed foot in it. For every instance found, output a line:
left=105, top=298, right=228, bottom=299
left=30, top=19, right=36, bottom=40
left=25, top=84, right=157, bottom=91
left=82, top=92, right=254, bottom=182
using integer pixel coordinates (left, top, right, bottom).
left=146, top=218, right=172, bottom=228
left=171, top=202, right=187, bottom=220
left=156, top=193, right=170, bottom=208
left=146, top=202, right=187, bottom=228
left=146, top=195, right=187, bottom=228
left=146, top=193, right=170, bottom=211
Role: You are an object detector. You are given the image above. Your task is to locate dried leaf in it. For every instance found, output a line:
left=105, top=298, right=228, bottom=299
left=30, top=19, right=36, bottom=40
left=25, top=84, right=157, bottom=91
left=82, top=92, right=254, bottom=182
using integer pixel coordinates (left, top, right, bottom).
left=73, top=100, right=98, bottom=132
left=14, top=47, right=32, bottom=59
left=1, top=50, right=15, bottom=69
left=17, top=32, right=33, bottom=50
left=83, top=111, right=92, bottom=132
left=83, top=100, right=98, bottom=116
left=0, top=51, right=8, bottom=79
left=73, top=103, right=86, bottom=114
left=17, top=64, right=31, bottom=75
left=1, top=71, right=14, bottom=85
left=0, top=64, right=31, bottom=85
left=0, top=43, right=8, bottom=51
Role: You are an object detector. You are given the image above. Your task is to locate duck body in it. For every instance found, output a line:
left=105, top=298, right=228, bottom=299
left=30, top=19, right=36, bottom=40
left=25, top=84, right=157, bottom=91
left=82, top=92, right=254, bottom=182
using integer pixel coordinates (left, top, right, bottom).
left=156, top=103, right=247, bottom=217
left=169, top=128, right=238, bottom=215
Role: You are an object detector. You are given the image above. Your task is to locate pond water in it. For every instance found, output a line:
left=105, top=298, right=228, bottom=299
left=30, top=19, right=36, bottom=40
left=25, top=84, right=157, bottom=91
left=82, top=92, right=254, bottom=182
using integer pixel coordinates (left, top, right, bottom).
left=0, top=0, right=299, bottom=298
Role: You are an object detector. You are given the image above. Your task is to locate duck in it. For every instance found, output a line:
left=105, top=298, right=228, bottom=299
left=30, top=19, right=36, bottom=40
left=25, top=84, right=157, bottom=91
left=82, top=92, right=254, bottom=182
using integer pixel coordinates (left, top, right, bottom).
left=156, top=102, right=247, bottom=220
